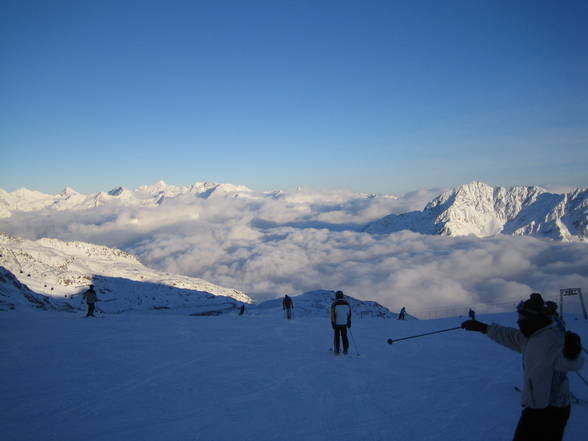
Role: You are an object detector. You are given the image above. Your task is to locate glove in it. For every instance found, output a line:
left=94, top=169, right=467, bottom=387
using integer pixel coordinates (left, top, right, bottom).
left=563, top=331, right=582, bottom=360
left=461, top=320, right=488, bottom=333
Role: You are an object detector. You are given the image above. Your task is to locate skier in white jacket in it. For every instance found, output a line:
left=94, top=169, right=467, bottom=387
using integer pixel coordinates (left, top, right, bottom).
left=461, top=293, right=584, bottom=441
left=330, top=291, right=352, bottom=355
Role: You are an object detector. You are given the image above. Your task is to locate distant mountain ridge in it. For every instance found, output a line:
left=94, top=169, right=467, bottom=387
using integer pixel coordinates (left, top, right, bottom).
left=364, top=182, right=588, bottom=242
left=0, top=233, right=252, bottom=313
left=0, top=180, right=256, bottom=217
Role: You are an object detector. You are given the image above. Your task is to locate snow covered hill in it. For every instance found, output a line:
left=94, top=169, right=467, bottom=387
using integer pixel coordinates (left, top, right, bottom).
left=364, top=181, right=588, bottom=241
left=253, top=290, right=402, bottom=319
left=0, top=233, right=252, bottom=313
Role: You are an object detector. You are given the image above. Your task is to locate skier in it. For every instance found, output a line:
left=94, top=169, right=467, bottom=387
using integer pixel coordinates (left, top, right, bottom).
left=398, top=306, right=407, bottom=320
left=461, top=293, right=584, bottom=441
left=283, top=295, right=294, bottom=320
left=331, top=291, right=352, bottom=355
left=239, top=304, right=245, bottom=316
left=82, top=284, right=97, bottom=317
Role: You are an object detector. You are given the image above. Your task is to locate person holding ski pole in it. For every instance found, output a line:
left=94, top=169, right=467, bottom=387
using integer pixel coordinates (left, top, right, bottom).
left=461, top=293, right=584, bottom=441
left=283, top=295, right=294, bottom=320
left=331, top=291, right=352, bottom=355
left=82, top=284, right=97, bottom=318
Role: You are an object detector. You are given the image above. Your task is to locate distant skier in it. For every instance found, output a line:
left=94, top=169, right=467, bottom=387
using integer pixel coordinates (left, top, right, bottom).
left=461, top=293, right=584, bottom=441
left=331, top=291, right=352, bottom=355
left=82, top=284, right=97, bottom=317
left=398, top=306, right=407, bottom=320
left=239, top=303, right=245, bottom=316
left=283, top=295, right=294, bottom=320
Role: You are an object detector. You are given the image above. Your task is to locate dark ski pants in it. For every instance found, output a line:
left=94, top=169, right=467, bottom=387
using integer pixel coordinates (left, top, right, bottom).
left=333, top=325, right=349, bottom=354
left=286, top=308, right=292, bottom=320
left=86, top=303, right=95, bottom=317
left=512, top=405, right=570, bottom=441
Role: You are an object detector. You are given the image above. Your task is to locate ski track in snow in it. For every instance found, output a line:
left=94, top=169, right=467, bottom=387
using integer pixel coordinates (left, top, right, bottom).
left=1, top=310, right=587, bottom=441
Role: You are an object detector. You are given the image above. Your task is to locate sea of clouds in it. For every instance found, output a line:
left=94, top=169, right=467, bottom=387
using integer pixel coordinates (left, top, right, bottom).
left=1, top=186, right=587, bottom=317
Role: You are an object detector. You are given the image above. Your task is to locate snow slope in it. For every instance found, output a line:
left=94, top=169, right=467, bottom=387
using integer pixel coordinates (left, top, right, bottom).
left=1, top=309, right=586, bottom=441
left=365, top=182, right=588, bottom=241
left=0, top=233, right=252, bottom=312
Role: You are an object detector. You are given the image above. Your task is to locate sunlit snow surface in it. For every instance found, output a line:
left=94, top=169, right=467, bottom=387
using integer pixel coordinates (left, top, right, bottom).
left=1, top=310, right=587, bottom=441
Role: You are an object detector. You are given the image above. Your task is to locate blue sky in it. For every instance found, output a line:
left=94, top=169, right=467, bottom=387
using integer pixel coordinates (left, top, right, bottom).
left=1, top=0, right=587, bottom=195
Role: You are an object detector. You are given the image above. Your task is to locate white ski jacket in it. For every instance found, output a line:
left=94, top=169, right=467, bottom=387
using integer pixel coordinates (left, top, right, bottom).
left=486, top=323, right=584, bottom=409
left=331, top=300, right=351, bottom=326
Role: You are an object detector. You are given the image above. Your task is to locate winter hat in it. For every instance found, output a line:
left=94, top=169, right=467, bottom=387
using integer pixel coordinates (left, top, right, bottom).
left=335, top=290, right=344, bottom=299
left=517, top=293, right=552, bottom=337
left=517, top=293, right=546, bottom=317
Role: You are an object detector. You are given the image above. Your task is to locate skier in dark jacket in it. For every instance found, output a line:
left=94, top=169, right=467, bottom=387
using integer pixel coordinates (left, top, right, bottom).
left=461, top=293, right=584, bottom=441
left=330, top=291, right=352, bottom=354
left=283, top=295, right=294, bottom=320
left=82, top=284, right=97, bottom=317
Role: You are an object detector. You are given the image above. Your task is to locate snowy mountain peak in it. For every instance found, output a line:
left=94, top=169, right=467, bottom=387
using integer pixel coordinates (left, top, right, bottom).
left=366, top=182, right=587, bottom=241
left=61, top=187, right=79, bottom=197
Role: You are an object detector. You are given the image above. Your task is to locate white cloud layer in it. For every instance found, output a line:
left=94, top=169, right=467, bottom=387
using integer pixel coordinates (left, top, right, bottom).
left=1, top=187, right=587, bottom=317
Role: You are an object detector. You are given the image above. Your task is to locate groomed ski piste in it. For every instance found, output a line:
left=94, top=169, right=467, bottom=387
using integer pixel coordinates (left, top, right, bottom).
left=1, top=309, right=587, bottom=441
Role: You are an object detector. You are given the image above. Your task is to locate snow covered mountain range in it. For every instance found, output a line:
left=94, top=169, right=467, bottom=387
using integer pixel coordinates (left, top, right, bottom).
left=0, top=181, right=255, bottom=217
left=365, top=181, right=588, bottom=241
left=1, top=180, right=586, bottom=241
left=0, top=233, right=252, bottom=313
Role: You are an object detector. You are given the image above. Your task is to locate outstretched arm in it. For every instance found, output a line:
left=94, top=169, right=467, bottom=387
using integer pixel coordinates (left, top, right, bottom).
left=486, top=324, right=526, bottom=353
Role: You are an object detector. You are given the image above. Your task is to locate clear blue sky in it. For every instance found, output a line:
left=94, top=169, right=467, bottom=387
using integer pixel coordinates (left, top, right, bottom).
left=1, top=0, right=587, bottom=195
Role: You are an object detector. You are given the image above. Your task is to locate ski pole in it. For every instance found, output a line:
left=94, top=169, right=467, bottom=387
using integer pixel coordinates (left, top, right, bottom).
left=387, top=326, right=461, bottom=345
left=349, top=329, right=360, bottom=356
left=576, top=371, right=588, bottom=389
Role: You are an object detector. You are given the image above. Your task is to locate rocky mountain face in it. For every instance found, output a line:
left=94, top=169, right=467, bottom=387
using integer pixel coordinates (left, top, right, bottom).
left=0, top=233, right=252, bottom=313
left=364, top=182, right=588, bottom=242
